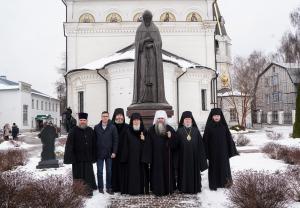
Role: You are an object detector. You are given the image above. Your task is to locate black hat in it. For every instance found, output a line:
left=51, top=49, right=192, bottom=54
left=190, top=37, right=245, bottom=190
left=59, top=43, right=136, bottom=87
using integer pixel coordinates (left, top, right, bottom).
left=210, top=108, right=222, bottom=116
left=78, top=112, right=88, bottom=120
left=129, top=112, right=144, bottom=131
left=131, top=112, right=141, bottom=121
left=178, top=111, right=197, bottom=128
left=205, top=108, right=228, bottom=129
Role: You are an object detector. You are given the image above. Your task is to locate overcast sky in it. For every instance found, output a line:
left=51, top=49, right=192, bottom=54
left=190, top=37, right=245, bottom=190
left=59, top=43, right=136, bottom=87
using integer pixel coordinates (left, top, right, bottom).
left=0, top=0, right=299, bottom=97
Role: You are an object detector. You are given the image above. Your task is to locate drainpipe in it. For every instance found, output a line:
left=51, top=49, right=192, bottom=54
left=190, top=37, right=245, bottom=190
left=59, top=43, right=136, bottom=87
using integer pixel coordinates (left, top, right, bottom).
left=97, top=69, right=109, bottom=111
left=64, top=75, right=68, bottom=109
left=176, top=69, right=187, bottom=123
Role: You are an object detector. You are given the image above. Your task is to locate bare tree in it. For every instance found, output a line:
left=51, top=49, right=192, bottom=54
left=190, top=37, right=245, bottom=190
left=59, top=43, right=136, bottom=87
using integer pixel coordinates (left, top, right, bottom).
left=279, top=7, right=300, bottom=64
left=55, top=53, right=67, bottom=115
left=225, top=56, right=255, bottom=127
left=230, top=52, right=268, bottom=126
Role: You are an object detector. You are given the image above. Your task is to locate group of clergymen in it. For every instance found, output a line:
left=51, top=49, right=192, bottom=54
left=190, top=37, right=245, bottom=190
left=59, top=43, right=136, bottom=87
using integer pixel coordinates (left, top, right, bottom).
left=64, top=108, right=238, bottom=196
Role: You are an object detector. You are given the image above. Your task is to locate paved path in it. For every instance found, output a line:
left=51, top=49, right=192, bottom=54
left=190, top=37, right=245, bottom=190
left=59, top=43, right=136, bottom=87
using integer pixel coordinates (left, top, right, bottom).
left=107, top=193, right=202, bottom=208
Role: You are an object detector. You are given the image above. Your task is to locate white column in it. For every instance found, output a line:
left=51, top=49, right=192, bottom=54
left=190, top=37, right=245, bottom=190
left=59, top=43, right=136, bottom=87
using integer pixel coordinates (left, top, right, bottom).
left=267, top=111, right=272, bottom=124
left=278, top=111, right=284, bottom=125
left=292, top=110, right=296, bottom=124
left=257, top=111, right=262, bottom=123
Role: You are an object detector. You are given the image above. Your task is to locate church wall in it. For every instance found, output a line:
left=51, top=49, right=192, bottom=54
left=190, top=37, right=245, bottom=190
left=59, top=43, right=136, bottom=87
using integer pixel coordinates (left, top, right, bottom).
left=65, top=22, right=216, bottom=70
left=64, top=0, right=217, bottom=70
left=67, top=70, right=107, bottom=126
left=66, top=0, right=213, bottom=22
left=66, top=63, right=214, bottom=127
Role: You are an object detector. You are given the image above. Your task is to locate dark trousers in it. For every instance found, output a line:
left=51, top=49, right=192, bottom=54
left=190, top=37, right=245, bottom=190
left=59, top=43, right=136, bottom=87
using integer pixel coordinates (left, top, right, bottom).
left=97, top=158, right=112, bottom=190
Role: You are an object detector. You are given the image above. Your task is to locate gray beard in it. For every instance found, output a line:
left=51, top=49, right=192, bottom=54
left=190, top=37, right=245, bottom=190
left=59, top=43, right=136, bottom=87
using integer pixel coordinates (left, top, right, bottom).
left=133, top=125, right=140, bottom=131
left=155, top=122, right=166, bottom=136
left=78, top=124, right=87, bottom=129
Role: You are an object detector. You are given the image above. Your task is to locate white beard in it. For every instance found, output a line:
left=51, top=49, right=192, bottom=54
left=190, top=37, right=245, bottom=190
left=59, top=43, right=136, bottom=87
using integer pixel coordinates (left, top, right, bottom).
left=184, top=123, right=192, bottom=128
left=133, top=124, right=140, bottom=131
left=155, top=122, right=166, bottom=136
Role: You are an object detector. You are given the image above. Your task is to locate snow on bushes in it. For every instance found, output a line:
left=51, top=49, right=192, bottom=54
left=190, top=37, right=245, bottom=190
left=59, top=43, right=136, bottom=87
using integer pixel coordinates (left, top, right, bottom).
left=262, top=142, right=300, bottom=165
left=227, top=170, right=290, bottom=208
left=234, top=134, right=251, bottom=146
left=0, top=149, right=28, bottom=172
left=285, top=166, right=300, bottom=202
left=0, top=171, right=89, bottom=208
left=266, top=130, right=283, bottom=140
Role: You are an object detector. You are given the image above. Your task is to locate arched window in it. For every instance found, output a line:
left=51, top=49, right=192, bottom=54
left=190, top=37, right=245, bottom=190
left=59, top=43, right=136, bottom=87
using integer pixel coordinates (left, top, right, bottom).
left=79, top=13, right=95, bottom=23
left=186, top=12, right=202, bottom=22
left=133, top=12, right=143, bottom=22
left=160, top=12, right=176, bottom=22
left=106, top=13, right=122, bottom=23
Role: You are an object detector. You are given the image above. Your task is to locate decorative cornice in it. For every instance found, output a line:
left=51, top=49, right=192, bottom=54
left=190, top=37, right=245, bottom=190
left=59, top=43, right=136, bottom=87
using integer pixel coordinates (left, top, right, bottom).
left=64, top=21, right=217, bottom=36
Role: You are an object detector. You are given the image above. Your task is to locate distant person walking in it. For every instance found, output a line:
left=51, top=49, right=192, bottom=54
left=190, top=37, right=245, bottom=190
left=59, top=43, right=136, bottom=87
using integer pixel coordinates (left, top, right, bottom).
left=11, top=123, right=19, bottom=140
left=3, top=123, right=11, bottom=141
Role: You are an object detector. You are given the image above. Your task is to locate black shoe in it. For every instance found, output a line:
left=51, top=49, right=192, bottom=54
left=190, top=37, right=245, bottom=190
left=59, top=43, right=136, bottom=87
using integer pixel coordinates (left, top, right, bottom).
left=87, top=191, right=93, bottom=197
left=99, top=189, right=104, bottom=194
left=107, top=189, right=114, bottom=195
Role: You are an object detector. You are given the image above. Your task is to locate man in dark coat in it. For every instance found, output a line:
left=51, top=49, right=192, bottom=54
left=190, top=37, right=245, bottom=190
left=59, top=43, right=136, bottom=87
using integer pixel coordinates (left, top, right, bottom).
left=142, top=110, right=177, bottom=196
left=177, top=111, right=208, bottom=194
left=120, top=113, right=148, bottom=195
left=203, top=108, right=238, bottom=190
left=64, top=113, right=97, bottom=196
left=64, top=107, right=77, bottom=133
left=11, top=123, right=19, bottom=140
left=111, top=108, right=129, bottom=193
left=94, top=111, right=118, bottom=194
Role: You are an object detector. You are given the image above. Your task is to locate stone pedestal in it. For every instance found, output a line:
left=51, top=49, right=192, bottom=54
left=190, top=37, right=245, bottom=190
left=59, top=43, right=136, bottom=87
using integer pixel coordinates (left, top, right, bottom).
left=127, top=103, right=174, bottom=128
left=36, top=159, right=59, bottom=169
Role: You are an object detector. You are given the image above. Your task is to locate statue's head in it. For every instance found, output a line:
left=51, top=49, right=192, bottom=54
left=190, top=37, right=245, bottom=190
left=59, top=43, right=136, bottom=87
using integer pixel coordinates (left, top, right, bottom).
left=142, top=10, right=153, bottom=27
left=65, top=107, right=72, bottom=119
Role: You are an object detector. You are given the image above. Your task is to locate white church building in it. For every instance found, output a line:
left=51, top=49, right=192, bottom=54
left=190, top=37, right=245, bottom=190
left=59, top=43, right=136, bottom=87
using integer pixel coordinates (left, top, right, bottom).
left=62, top=0, right=231, bottom=128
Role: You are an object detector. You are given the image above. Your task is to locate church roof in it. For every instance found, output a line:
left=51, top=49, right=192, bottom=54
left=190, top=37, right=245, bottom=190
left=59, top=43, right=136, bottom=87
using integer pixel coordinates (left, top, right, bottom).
left=80, top=44, right=213, bottom=71
left=267, top=62, right=300, bottom=85
left=0, top=77, right=59, bottom=99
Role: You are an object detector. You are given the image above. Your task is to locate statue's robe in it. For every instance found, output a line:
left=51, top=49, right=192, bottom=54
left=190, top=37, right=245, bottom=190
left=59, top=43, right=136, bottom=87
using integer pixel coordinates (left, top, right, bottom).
left=132, top=22, right=167, bottom=104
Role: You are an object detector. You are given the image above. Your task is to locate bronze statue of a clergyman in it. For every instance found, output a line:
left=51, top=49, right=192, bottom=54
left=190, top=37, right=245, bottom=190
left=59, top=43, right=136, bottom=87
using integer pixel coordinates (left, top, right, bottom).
left=132, top=10, right=168, bottom=105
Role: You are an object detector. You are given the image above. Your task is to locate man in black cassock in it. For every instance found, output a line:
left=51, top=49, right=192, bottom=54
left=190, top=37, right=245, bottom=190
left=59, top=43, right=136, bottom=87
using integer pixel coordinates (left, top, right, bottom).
left=177, top=111, right=208, bottom=194
left=142, top=110, right=176, bottom=196
left=64, top=112, right=97, bottom=196
left=111, top=108, right=129, bottom=193
left=203, top=108, right=238, bottom=191
left=120, top=113, right=149, bottom=195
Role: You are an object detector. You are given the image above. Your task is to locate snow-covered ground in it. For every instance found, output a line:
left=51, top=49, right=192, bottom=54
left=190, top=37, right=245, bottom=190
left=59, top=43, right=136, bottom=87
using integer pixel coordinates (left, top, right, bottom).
left=0, top=140, right=35, bottom=150
left=234, top=125, right=300, bottom=152
left=1, top=126, right=300, bottom=207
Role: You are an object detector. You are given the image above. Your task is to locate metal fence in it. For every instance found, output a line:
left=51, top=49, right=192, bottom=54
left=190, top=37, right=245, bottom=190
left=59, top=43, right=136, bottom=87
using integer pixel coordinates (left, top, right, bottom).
left=284, top=112, right=293, bottom=124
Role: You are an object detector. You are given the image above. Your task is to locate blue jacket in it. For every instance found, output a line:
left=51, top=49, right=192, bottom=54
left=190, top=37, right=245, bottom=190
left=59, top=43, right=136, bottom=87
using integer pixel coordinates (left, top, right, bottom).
left=94, top=121, right=119, bottom=159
